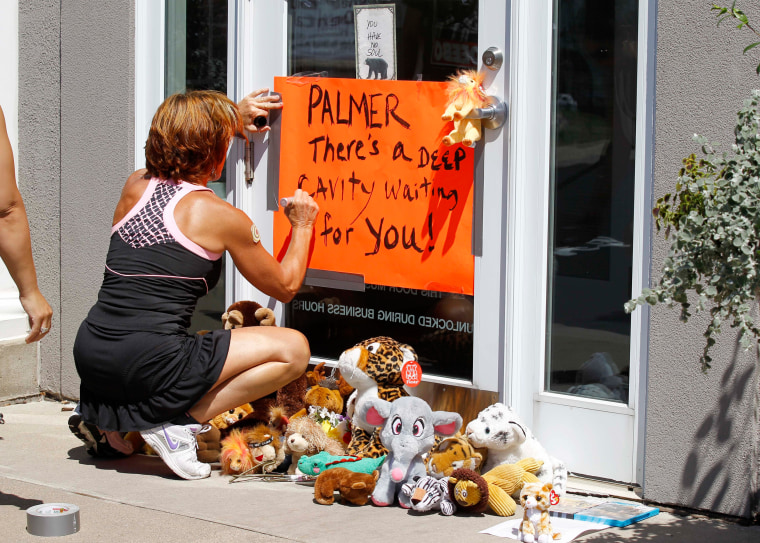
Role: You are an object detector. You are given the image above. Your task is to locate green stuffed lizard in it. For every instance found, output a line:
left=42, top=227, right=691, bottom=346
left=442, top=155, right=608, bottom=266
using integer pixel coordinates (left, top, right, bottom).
left=298, top=451, right=386, bottom=476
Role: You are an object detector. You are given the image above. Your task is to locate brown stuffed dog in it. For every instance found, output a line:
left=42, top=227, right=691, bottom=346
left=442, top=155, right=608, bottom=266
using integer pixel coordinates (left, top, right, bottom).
left=196, top=425, right=222, bottom=464
left=314, top=467, right=379, bottom=505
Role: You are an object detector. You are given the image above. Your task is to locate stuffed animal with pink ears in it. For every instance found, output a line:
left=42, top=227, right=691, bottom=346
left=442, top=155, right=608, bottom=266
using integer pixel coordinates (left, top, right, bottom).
left=358, top=396, right=462, bottom=508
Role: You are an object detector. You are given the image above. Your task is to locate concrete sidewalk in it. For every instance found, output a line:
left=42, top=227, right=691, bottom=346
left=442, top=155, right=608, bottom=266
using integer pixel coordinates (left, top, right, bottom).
left=1, top=400, right=758, bottom=543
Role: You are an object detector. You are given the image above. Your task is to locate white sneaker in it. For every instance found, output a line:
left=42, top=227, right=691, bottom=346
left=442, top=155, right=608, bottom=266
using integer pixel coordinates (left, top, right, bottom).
left=140, top=423, right=211, bottom=480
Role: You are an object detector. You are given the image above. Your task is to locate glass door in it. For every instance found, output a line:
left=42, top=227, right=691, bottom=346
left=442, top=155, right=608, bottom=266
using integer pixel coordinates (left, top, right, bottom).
left=238, top=0, right=507, bottom=401
left=136, top=0, right=232, bottom=333
left=508, top=0, right=652, bottom=484
left=165, top=0, right=230, bottom=334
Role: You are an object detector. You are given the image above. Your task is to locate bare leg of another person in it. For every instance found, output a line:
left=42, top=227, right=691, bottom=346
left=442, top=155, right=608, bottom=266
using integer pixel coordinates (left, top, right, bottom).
left=140, top=326, right=310, bottom=480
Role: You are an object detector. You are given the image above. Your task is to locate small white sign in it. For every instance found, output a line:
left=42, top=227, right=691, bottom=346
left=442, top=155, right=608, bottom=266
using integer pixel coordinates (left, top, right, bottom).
left=354, top=4, right=396, bottom=80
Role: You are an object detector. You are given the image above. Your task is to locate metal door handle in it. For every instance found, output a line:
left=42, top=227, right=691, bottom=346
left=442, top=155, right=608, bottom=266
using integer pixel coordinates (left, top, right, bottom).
left=466, top=95, right=507, bottom=130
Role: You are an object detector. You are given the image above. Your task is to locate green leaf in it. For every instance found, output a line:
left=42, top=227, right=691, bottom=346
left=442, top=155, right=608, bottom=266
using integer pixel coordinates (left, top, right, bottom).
left=744, top=42, right=760, bottom=54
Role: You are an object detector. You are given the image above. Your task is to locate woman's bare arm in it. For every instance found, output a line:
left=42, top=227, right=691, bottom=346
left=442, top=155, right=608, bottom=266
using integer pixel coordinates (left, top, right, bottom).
left=0, top=106, right=53, bottom=342
left=179, top=188, right=318, bottom=302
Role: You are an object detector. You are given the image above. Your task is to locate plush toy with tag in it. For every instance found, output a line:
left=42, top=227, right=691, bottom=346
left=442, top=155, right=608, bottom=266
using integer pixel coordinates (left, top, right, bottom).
left=442, top=69, right=488, bottom=148
left=338, top=336, right=415, bottom=458
left=519, top=481, right=562, bottom=542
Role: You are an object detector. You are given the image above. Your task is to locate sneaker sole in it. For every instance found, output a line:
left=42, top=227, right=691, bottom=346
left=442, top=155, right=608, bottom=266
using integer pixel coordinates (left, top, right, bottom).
left=68, top=414, right=97, bottom=453
left=140, top=431, right=210, bottom=480
left=68, top=414, right=129, bottom=458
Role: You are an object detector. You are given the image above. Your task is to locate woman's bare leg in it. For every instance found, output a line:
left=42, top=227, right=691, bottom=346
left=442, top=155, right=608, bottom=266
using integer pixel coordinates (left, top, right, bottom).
left=187, top=326, right=309, bottom=422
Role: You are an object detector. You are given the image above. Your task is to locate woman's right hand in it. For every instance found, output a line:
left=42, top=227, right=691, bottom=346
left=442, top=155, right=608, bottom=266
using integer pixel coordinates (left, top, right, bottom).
left=284, top=189, right=319, bottom=230
left=20, top=288, right=53, bottom=343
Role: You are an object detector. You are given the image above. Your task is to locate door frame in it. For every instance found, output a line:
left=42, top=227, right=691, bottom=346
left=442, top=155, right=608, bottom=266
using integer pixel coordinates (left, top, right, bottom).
left=504, top=0, right=655, bottom=485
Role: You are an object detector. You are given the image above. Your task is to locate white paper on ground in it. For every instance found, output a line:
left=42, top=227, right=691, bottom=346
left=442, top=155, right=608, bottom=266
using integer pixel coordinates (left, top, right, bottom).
left=480, top=516, right=607, bottom=542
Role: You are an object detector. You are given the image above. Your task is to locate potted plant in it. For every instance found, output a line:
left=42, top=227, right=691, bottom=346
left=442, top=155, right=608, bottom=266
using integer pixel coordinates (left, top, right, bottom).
left=626, top=92, right=760, bottom=371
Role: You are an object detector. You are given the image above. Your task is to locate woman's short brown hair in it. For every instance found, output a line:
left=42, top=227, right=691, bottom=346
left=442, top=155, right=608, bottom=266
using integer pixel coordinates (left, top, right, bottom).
left=145, top=90, right=244, bottom=184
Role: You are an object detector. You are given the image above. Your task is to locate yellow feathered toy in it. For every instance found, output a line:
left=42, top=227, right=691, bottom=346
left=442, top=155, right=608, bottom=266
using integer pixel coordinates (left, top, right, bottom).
left=442, top=69, right=488, bottom=148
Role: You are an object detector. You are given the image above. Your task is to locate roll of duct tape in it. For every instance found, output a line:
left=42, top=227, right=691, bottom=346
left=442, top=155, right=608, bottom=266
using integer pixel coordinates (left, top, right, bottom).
left=26, top=503, right=80, bottom=537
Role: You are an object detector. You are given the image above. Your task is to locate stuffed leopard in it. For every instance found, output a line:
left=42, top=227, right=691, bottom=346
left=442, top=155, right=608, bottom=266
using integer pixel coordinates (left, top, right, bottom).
left=338, top=336, right=413, bottom=458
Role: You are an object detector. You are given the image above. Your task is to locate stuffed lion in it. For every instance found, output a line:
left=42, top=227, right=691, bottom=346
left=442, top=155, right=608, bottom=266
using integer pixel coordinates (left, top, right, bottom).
left=441, top=69, right=488, bottom=148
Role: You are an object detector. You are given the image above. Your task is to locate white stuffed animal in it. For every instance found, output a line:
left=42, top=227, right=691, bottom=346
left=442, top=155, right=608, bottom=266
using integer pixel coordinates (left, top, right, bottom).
left=465, top=403, right=568, bottom=495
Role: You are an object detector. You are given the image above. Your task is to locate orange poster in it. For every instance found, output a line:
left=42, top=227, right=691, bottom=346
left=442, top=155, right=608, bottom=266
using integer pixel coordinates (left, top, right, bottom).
left=273, top=77, right=474, bottom=295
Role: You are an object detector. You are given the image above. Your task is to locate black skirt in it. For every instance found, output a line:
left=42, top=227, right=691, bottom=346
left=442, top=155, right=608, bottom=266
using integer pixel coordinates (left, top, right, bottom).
left=74, top=321, right=229, bottom=431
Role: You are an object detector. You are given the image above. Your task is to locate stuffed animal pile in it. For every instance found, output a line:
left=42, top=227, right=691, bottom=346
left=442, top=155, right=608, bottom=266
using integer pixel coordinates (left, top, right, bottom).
left=171, top=325, right=573, bottom=525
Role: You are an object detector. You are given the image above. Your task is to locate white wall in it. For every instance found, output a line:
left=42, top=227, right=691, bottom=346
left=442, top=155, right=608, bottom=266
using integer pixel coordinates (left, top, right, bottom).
left=0, top=0, right=27, bottom=340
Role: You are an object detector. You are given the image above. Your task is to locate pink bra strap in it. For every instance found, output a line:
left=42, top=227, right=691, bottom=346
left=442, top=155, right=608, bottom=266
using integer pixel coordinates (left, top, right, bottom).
left=163, top=182, right=223, bottom=261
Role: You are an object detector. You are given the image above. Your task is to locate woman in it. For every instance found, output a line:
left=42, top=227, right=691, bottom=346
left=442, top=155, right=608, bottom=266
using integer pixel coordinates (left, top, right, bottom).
left=71, top=90, right=318, bottom=480
left=0, top=105, right=53, bottom=343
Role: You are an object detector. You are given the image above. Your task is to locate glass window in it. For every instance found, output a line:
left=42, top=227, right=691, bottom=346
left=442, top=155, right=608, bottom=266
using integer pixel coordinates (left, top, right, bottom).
left=165, top=0, right=228, bottom=333
left=283, top=0, right=478, bottom=381
left=287, top=0, right=478, bottom=81
left=546, top=0, right=638, bottom=403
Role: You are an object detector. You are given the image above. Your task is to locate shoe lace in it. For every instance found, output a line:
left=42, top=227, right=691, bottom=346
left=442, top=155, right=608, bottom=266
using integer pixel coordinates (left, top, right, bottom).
left=197, top=423, right=212, bottom=434
left=177, top=425, right=201, bottom=450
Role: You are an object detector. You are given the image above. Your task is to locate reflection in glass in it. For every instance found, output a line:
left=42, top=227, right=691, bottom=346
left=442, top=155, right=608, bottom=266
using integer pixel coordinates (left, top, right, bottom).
left=285, top=285, right=474, bottom=381
left=165, top=0, right=228, bottom=333
left=287, top=0, right=478, bottom=81
left=546, top=0, right=638, bottom=403
left=284, top=1, right=478, bottom=381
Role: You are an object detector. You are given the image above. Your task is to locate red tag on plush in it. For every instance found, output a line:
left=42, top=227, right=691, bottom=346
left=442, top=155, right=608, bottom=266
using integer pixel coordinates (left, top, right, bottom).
left=401, top=361, right=422, bottom=387
left=550, top=489, right=560, bottom=506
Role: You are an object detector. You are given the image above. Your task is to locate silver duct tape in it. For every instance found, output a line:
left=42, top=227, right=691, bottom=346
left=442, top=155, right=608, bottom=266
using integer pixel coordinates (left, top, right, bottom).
left=26, top=503, right=80, bottom=537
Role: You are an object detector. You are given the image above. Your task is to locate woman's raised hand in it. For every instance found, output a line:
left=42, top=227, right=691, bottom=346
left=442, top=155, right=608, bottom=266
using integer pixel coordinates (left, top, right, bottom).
left=284, top=189, right=318, bottom=230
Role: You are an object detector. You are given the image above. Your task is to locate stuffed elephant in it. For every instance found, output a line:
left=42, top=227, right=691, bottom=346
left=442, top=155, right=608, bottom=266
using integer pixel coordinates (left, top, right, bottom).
left=358, top=396, right=462, bottom=507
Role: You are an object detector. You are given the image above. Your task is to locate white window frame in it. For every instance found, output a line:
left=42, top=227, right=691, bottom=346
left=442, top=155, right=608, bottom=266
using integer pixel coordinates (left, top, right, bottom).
left=0, top=0, right=27, bottom=341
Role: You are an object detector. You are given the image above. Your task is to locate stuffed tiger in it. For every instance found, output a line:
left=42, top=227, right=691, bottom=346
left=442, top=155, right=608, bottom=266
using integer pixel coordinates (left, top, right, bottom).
left=401, top=475, right=457, bottom=515
left=465, top=403, right=567, bottom=495
left=425, top=432, right=483, bottom=478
